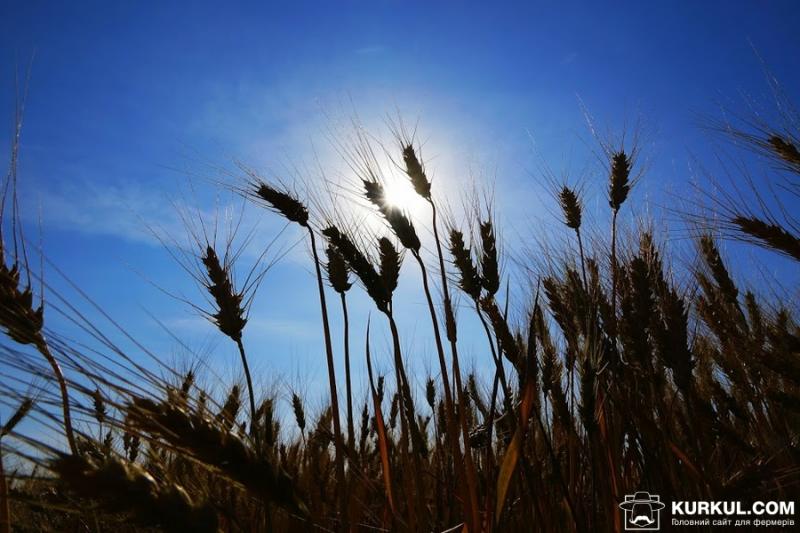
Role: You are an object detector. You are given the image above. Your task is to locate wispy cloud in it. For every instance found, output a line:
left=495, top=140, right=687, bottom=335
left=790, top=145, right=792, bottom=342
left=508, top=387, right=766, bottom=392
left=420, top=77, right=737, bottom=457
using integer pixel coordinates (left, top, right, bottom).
left=561, top=52, right=578, bottom=65
left=29, top=178, right=181, bottom=246
left=354, top=45, right=386, bottom=56
left=23, top=173, right=307, bottom=264
left=245, top=316, right=320, bottom=341
left=164, top=314, right=319, bottom=342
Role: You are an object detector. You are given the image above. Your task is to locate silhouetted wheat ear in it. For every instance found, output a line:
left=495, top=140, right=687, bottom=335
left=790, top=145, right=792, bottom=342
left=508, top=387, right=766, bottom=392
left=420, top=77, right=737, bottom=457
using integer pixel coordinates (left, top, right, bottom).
left=402, top=144, right=432, bottom=200
left=252, top=180, right=309, bottom=227
left=480, top=296, right=520, bottom=368
left=322, top=226, right=390, bottom=311
left=769, top=135, right=800, bottom=169
left=448, top=229, right=482, bottom=301
left=128, top=397, right=309, bottom=516
left=362, top=179, right=421, bottom=251
left=425, top=378, right=436, bottom=410
left=361, top=178, right=383, bottom=205
left=122, top=419, right=141, bottom=463
left=201, top=246, right=246, bottom=341
left=732, top=216, right=800, bottom=261
left=51, top=454, right=218, bottom=533
left=389, top=392, right=400, bottom=430
left=179, top=370, right=194, bottom=403
left=378, top=237, right=401, bottom=296
left=92, top=389, right=107, bottom=426
left=376, top=374, right=385, bottom=403
left=256, top=397, right=279, bottom=447
left=0, top=261, right=43, bottom=346
left=291, top=393, right=306, bottom=433
left=325, top=244, right=352, bottom=294
left=467, top=374, right=487, bottom=417
left=217, top=384, right=241, bottom=431
left=0, top=398, right=32, bottom=438
left=655, top=284, right=694, bottom=393
left=479, top=221, right=500, bottom=296
left=558, top=186, right=582, bottom=230
left=609, top=150, right=632, bottom=211
left=699, top=235, right=739, bottom=303
left=357, top=402, right=369, bottom=450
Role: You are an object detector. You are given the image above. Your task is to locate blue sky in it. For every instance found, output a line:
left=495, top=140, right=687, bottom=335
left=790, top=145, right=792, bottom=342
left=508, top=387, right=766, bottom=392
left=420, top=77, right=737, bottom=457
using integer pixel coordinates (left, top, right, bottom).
left=2, top=1, right=799, bottom=410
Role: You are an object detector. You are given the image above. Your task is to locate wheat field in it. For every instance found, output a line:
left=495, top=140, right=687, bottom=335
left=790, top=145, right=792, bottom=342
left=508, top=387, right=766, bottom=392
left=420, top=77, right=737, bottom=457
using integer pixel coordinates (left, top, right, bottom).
left=0, top=91, right=798, bottom=532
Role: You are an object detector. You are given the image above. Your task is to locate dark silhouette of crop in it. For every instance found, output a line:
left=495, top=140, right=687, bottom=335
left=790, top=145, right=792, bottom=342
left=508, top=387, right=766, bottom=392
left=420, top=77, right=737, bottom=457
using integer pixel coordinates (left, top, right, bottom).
left=1, top=97, right=799, bottom=533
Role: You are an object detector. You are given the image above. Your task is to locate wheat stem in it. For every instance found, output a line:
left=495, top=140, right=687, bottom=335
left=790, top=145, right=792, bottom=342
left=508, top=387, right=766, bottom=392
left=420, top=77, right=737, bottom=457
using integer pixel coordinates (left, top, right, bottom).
left=430, top=201, right=482, bottom=532
left=610, top=209, right=619, bottom=335
left=411, top=247, right=480, bottom=531
left=477, top=300, right=512, bottom=446
left=340, top=292, right=355, bottom=449
left=307, top=228, right=347, bottom=530
left=385, top=309, right=424, bottom=530
left=234, top=338, right=258, bottom=443
left=37, top=341, right=78, bottom=455
left=576, top=228, right=587, bottom=291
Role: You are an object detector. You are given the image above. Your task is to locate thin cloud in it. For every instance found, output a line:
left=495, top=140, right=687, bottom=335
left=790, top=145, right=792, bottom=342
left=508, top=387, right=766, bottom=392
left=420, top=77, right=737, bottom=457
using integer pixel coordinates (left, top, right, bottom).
left=23, top=175, right=307, bottom=263
left=354, top=45, right=386, bottom=56
left=164, top=314, right=319, bottom=342
left=28, top=178, right=182, bottom=246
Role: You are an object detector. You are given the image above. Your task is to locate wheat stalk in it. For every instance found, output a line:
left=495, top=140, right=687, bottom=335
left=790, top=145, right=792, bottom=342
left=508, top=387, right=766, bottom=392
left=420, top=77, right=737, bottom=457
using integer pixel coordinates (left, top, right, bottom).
left=0, top=259, right=77, bottom=455
left=245, top=179, right=348, bottom=527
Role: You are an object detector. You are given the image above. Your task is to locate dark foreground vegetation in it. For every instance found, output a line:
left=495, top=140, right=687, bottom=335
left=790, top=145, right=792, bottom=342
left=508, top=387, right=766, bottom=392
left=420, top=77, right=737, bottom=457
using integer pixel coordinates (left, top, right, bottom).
left=0, top=94, right=798, bottom=532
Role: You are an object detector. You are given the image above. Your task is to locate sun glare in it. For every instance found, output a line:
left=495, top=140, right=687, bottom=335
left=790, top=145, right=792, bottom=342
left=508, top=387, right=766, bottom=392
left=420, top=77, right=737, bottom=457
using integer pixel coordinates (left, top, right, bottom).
left=382, top=178, right=425, bottom=213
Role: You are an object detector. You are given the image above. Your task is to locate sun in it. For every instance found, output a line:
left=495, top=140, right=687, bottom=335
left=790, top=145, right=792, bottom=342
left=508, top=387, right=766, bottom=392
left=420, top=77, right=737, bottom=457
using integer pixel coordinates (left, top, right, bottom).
left=382, top=178, right=425, bottom=213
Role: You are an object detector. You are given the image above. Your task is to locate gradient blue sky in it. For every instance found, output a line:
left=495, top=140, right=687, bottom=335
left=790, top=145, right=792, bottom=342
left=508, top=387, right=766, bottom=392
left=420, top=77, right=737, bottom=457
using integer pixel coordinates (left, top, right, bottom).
left=2, top=2, right=799, bottom=408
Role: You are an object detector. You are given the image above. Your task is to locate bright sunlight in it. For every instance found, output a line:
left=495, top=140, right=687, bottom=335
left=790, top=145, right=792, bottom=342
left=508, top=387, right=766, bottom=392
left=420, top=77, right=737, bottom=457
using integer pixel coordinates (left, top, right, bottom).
left=382, top=177, right=423, bottom=211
